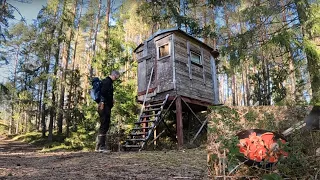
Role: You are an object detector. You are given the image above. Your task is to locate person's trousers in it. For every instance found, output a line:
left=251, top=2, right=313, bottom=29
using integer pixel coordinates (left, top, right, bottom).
left=98, top=105, right=111, bottom=135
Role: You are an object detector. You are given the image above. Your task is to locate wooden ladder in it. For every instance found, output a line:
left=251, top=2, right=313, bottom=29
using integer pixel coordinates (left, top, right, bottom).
left=123, top=94, right=169, bottom=151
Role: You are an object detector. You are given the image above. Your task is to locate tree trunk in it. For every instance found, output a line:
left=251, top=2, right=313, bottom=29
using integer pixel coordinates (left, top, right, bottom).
left=266, top=59, right=271, bottom=105
left=179, top=0, right=186, bottom=29
left=90, top=0, right=102, bottom=78
left=241, top=68, right=246, bottom=106
left=226, top=73, right=230, bottom=104
left=238, top=7, right=249, bottom=106
left=59, top=0, right=77, bottom=137
left=49, top=1, right=62, bottom=141
left=219, top=75, right=224, bottom=104
left=202, top=0, right=207, bottom=43
left=58, top=44, right=68, bottom=136
left=104, top=0, right=111, bottom=54
left=83, top=9, right=96, bottom=101
left=37, top=80, right=43, bottom=131
left=232, top=74, right=236, bottom=105
left=245, top=64, right=250, bottom=105
left=9, top=46, right=19, bottom=134
left=67, top=0, right=83, bottom=135
left=24, top=110, right=27, bottom=133
left=294, top=0, right=320, bottom=129
left=41, top=54, right=51, bottom=138
left=281, top=0, right=296, bottom=102
left=223, top=3, right=235, bottom=106
left=15, top=101, right=21, bottom=134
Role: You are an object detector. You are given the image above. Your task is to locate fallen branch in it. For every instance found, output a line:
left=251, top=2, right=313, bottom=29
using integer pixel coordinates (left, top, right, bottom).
left=282, top=120, right=306, bottom=136
left=228, top=160, right=248, bottom=175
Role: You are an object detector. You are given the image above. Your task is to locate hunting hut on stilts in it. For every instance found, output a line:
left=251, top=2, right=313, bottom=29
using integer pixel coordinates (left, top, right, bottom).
left=123, top=27, right=220, bottom=151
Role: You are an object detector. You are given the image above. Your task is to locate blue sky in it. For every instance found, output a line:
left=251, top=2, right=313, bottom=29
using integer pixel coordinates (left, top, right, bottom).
left=8, top=0, right=47, bottom=24
left=0, top=0, right=122, bottom=83
left=0, top=0, right=47, bottom=83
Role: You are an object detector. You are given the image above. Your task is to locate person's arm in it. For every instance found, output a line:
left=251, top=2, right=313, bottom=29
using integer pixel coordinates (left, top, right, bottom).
left=100, top=78, right=112, bottom=104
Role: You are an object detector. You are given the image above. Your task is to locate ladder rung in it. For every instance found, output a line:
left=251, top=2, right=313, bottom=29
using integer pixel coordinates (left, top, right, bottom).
left=126, top=138, right=146, bottom=142
left=135, top=120, right=156, bottom=124
left=148, top=99, right=164, bottom=104
left=123, top=145, right=141, bottom=148
left=143, top=108, right=161, bottom=113
left=125, top=94, right=169, bottom=151
left=132, top=126, right=153, bottom=130
left=140, top=114, right=157, bottom=118
left=130, top=132, right=148, bottom=136
left=145, top=103, right=164, bottom=108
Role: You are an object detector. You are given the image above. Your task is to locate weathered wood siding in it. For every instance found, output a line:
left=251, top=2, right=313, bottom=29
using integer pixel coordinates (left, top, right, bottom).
left=136, top=43, right=148, bottom=92
left=136, top=30, right=217, bottom=104
left=136, top=41, right=156, bottom=93
left=173, top=32, right=214, bottom=103
left=155, top=33, right=174, bottom=93
left=137, top=32, right=174, bottom=95
left=137, top=58, right=146, bottom=92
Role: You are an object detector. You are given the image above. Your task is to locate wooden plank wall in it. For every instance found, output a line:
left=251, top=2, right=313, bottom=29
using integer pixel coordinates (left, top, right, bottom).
left=173, top=33, right=214, bottom=103
left=155, top=34, right=174, bottom=93
left=137, top=32, right=174, bottom=95
left=136, top=31, right=216, bottom=104
left=137, top=59, right=146, bottom=92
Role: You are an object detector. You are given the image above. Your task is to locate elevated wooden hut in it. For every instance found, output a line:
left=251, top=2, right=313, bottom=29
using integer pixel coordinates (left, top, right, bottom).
left=134, top=27, right=219, bottom=105
left=124, top=28, right=219, bottom=150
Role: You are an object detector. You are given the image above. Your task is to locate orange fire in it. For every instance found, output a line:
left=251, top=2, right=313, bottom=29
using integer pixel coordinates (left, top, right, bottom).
left=237, top=132, right=288, bottom=163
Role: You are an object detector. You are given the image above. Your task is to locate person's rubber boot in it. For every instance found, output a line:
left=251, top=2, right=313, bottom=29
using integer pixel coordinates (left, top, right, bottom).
left=95, top=135, right=101, bottom=152
left=98, top=134, right=110, bottom=153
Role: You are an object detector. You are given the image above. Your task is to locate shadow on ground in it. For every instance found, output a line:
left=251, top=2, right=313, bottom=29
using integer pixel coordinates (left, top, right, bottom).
left=0, top=136, right=206, bottom=180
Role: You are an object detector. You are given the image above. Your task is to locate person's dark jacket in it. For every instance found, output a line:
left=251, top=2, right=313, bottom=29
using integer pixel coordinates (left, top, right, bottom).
left=100, top=77, right=114, bottom=108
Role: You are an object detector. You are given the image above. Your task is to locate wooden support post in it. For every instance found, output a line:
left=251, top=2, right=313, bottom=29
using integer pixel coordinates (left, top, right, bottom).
left=148, top=129, right=166, bottom=146
left=154, top=125, right=157, bottom=146
left=142, top=117, right=146, bottom=139
left=187, top=112, right=191, bottom=141
left=175, top=96, right=183, bottom=149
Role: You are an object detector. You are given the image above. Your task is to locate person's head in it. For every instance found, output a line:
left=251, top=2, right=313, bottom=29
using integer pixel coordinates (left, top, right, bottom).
left=109, top=70, right=120, bottom=81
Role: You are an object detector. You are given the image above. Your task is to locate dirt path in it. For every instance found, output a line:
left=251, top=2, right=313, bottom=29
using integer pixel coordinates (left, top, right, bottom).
left=0, top=136, right=207, bottom=180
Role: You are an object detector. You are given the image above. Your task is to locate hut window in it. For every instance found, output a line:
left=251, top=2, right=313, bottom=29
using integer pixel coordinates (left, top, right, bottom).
left=190, top=51, right=201, bottom=65
left=158, top=43, right=170, bottom=58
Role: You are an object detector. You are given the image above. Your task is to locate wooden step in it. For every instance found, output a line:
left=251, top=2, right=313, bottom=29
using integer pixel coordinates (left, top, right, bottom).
left=140, top=114, right=158, bottom=118
left=135, top=120, right=156, bottom=124
left=148, top=99, right=164, bottom=104
left=130, top=132, right=148, bottom=136
left=132, top=126, right=153, bottom=130
left=123, top=144, right=141, bottom=148
left=145, top=103, right=164, bottom=108
left=143, top=108, right=161, bottom=113
left=125, top=94, right=169, bottom=151
left=126, top=138, right=146, bottom=142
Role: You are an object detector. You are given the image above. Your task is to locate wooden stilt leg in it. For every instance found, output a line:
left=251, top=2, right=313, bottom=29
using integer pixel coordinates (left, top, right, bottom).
left=154, top=128, right=157, bottom=146
left=175, top=96, right=183, bottom=149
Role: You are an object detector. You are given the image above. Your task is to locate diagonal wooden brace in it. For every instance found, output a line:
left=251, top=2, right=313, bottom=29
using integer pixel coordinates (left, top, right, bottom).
left=181, top=97, right=207, bottom=131
left=190, top=118, right=208, bottom=144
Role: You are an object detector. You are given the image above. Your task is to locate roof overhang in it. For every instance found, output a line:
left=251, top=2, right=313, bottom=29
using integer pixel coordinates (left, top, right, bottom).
left=133, top=27, right=216, bottom=53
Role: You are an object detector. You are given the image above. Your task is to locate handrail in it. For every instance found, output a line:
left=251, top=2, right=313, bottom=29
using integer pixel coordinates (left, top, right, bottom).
left=140, top=93, right=169, bottom=151
left=138, top=66, right=154, bottom=123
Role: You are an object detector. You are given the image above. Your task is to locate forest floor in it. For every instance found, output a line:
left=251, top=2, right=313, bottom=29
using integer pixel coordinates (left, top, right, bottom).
left=0, top=135, right=207, bottom=180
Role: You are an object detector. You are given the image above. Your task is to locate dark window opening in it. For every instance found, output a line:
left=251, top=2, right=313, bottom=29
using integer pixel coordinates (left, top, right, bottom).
left=190, top=51, right=201, bottom=65
left=158, top=44, right=169, bottom=58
